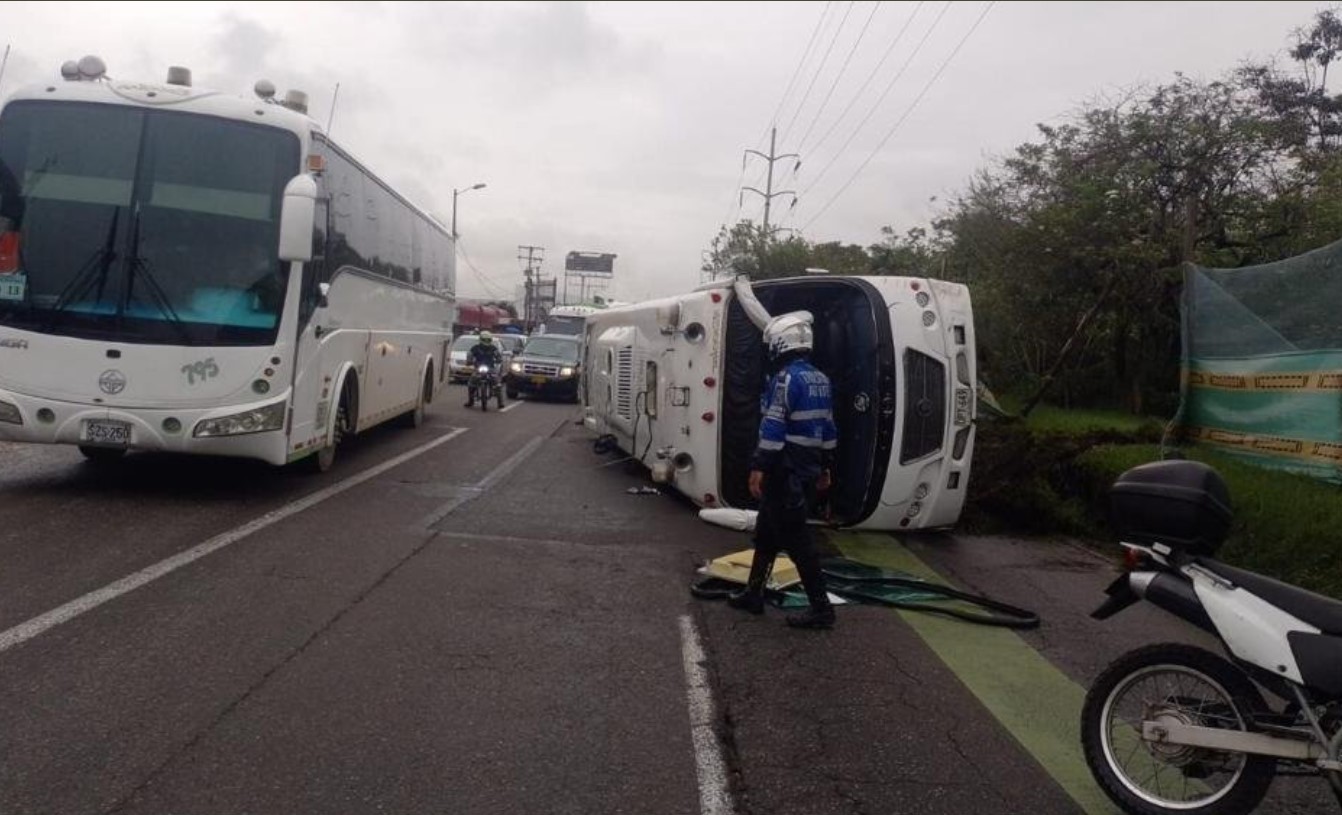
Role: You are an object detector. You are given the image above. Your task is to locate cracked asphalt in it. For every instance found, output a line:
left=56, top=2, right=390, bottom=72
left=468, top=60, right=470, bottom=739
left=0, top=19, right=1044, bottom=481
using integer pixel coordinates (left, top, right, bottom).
left=0, top=393, right=1334, bottom=813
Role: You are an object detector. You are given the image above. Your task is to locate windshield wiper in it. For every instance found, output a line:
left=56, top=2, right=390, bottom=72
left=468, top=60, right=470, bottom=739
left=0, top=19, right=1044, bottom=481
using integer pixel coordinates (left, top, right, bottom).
left=42, top=208, right=121, bottom=328
left=123, top=208, right=192, bottom=344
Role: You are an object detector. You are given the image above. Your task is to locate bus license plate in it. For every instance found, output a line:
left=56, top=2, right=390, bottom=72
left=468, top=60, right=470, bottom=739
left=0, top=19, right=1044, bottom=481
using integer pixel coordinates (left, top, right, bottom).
left=83, top=419, right=131, bottom=446
left=531, top=376, right=547, bottom=385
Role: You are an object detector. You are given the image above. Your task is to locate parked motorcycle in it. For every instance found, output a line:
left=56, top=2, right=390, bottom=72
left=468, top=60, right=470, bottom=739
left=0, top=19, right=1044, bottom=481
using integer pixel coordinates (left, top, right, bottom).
left=1082, top=459, right=1342, bottom=814
left=468, top=364, right=504, bottom=412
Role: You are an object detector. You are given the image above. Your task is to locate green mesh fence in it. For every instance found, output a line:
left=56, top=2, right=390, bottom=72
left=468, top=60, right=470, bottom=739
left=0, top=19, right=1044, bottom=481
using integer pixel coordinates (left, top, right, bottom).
left=1179, top=240, right=1342, bottom=482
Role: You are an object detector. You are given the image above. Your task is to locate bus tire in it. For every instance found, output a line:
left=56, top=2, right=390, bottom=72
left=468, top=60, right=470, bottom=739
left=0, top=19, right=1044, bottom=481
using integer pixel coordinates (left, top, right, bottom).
left=307, top=380, right=355, bottom=473
left=397, top=367, right=432, bottom=429
left=79, top=446, right=126, bottom=463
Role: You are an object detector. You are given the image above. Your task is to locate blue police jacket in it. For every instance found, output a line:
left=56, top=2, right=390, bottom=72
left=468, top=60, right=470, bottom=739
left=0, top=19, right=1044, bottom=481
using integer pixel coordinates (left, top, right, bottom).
left=751, top=357, right=838, bottom=480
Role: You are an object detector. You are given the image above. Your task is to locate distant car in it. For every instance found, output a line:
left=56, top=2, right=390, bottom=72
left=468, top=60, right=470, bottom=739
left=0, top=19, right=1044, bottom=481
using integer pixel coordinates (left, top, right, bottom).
left=506, top=335, right=582, bottom=401
left=450, top=333, right=526, bottom=383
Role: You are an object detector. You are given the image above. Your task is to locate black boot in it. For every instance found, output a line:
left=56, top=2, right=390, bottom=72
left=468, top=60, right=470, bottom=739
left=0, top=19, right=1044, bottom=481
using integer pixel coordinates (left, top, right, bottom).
left=727, top=549, right=772, bottom=615
left=786, top=541, right=835, bottom=629
left=785, top=603, right=835, bottom=629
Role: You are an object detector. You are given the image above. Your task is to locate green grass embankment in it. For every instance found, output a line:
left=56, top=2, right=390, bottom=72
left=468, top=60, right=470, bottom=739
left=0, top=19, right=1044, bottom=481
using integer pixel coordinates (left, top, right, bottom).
left=965, top=407, right=1342, bottom=599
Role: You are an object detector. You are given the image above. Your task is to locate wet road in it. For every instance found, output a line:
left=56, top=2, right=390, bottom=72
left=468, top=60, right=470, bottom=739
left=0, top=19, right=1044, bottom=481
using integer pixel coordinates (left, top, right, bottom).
left=0, top=392, right=1332, bottom=814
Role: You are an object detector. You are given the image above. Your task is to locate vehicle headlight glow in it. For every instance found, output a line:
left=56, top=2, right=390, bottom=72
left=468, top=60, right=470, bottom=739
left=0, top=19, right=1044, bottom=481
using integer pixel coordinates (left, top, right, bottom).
left=477, top=364, right=490, bottom=374
left=510, top=362, right=522, bottom=373
left=0, top=399, right=22, bottom=425
left=193, top=400, right=287, bottom=438
left=559, top=366, right=574, bottom=377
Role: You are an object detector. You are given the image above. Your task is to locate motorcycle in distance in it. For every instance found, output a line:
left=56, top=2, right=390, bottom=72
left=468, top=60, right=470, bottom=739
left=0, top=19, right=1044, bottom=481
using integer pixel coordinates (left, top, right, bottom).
left=468, top=364, right=504, bottom=412
left=1081, top=459, right=1342, bottom=815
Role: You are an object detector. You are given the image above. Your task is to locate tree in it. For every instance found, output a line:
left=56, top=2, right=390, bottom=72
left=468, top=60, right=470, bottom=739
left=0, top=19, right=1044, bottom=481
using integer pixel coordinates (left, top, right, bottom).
left=701, top=221, right=821, bottom=281
left=809, top=241, right=871, bottom=276
left=1240, top=8, right=1342, bottom=152
left=937, top=74, right=1293, bottom=412
left=868, top=226, right=937, bottom=275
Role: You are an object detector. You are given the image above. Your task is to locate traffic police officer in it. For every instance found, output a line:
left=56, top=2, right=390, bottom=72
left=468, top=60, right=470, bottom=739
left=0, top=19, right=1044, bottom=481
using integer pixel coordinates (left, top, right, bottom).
left=728, top=310, right=839, bottom=629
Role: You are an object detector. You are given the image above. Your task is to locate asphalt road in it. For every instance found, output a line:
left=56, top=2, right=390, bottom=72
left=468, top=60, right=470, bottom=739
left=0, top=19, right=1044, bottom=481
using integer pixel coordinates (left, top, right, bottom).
left=0, top=391, right=1333, bottom=814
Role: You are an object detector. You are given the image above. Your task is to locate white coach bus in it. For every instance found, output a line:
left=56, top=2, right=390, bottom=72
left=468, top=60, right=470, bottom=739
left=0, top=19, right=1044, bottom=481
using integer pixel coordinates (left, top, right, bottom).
left=583, top=275, right=976, bottom=531
left=0, top=59, right=455, bottom=471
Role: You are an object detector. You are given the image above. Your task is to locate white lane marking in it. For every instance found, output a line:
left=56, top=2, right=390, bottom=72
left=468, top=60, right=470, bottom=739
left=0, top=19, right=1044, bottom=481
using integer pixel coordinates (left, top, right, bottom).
left=679, top=614, right=734, bottom=815
left=499, top=401, right=522, bottom=413
left=417, top=435, right=545, bottom=529
left=0, top=427, right=470, bottom=655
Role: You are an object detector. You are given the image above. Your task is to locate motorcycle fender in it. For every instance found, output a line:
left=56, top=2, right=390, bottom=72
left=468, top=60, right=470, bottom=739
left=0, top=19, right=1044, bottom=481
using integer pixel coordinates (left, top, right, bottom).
left=1091, top=574, right=1141, bottom=620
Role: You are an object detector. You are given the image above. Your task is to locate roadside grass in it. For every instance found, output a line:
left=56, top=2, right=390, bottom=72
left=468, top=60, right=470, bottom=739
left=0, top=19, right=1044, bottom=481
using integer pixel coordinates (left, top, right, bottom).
left=966, top=407, right=1342, bottom=599
left=1076, top=444, right=1342, bottom=599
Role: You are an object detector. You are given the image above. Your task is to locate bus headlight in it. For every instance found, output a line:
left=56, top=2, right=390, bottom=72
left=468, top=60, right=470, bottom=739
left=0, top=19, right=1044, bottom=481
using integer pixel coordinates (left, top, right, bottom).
left=559, top=366, right=574, bottom=377
left=193, top=400, right=286, bottom=437
left=0, top=399, right=22, bottom=425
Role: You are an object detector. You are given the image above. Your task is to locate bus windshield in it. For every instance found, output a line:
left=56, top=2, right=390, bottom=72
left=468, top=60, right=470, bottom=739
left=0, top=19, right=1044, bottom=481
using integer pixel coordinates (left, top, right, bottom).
left=0, top=101, right=300, bottom=346
left=541, top=315, right=586, bottom=336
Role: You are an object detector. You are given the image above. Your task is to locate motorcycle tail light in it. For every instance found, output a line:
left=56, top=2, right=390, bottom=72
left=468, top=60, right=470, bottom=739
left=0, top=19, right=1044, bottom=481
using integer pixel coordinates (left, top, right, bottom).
left=1123, top=548, right=1147, bottom=571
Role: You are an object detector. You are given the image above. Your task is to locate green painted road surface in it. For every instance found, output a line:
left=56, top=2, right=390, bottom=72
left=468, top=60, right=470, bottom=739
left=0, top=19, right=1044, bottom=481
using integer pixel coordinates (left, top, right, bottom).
left=833, top=531, right=1122, bottom=815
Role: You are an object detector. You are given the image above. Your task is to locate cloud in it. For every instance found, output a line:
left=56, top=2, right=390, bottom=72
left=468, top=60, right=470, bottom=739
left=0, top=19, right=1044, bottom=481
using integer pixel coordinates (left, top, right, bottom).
left=210, top=13, right=281, bottom=83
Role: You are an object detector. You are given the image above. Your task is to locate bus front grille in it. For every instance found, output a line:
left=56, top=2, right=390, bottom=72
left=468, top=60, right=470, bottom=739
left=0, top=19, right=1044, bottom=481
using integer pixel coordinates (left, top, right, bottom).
left=901, top=350, right=946, bottom=464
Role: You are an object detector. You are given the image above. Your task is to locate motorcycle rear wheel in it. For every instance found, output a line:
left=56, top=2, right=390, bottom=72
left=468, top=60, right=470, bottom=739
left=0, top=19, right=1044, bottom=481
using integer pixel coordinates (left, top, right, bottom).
left=1081, top=643, right=1274, bottom=815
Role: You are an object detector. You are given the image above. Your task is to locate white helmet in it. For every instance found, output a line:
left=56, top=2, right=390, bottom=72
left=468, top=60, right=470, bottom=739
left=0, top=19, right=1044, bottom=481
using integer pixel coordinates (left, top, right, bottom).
left=478, top=331, right=494, bottom=344
left=763, top=311, right=814, bottom=359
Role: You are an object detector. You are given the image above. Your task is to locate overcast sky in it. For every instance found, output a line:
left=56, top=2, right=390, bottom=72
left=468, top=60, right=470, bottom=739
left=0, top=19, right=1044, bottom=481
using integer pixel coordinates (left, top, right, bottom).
left=0, top=1, right=1330, bottom=302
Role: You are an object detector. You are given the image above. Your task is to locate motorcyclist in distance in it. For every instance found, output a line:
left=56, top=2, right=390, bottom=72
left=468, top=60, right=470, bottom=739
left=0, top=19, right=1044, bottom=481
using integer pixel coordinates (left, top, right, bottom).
left=464, top=331, right=504, bottom=408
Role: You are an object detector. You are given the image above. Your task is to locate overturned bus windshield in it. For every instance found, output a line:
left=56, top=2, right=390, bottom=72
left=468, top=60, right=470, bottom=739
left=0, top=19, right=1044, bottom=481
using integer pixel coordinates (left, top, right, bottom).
left=0, top=101, right=300, bottom=346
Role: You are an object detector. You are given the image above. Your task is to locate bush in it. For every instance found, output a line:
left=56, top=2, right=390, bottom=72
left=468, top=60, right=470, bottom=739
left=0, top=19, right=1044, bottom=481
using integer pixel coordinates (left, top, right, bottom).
left=1075, top=445, right=1342, bottom=599
left=967, top=412, right=1342, bottom=599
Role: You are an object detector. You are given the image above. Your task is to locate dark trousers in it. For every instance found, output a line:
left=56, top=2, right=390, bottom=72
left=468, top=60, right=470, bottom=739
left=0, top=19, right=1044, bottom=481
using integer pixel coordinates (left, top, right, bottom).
left=751, top=478, right=830, bottom=609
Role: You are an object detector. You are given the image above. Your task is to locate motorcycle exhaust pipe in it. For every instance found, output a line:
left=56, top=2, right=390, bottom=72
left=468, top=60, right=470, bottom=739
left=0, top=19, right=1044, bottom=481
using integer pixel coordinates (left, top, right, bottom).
left=1131, top=571, right=1217, bottom=634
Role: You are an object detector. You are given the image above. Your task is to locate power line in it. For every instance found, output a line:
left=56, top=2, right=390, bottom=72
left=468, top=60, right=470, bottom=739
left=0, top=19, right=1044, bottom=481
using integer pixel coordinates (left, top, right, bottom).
left=795, top=0, right=954, bottom=205
left=803, top=1, right=924, bottom=160
left=769, top=1, right=835, bottom=136
left=801, top=1, right=996, bottom=231
left=779, top=1, right=857, bottom=145
left=795, top=1, right=884, bottom=153
left=455, top=239, right=507, bottom=299
left=720, top=2, right=833, bottom=230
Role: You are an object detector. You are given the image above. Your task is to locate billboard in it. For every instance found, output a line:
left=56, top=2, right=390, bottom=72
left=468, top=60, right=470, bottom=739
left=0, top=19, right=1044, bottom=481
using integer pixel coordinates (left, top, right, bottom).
left=565, top=251, right=616, bottom=277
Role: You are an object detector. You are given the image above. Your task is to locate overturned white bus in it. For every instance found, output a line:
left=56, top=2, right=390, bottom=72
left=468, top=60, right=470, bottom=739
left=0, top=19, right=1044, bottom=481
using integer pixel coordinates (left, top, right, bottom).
left=582, top=275, right=976, bottom=531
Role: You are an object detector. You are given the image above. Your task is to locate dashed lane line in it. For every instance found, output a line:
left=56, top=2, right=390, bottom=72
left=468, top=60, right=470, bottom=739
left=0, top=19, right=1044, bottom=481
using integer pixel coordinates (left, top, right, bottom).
left=679, top=613, right=735, bottom=815
left=0, top=427, right=470, bottom=655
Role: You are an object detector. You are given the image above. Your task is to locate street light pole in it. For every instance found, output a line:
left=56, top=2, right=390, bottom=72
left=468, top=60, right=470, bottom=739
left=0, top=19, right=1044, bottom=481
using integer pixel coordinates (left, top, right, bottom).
left=451, top=182, right=487, bottom=238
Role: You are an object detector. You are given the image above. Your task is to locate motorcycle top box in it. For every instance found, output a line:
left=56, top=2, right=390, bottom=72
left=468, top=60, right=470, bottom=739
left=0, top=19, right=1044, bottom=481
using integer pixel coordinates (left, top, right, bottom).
left=1109, top=460, right=1231, bottom=555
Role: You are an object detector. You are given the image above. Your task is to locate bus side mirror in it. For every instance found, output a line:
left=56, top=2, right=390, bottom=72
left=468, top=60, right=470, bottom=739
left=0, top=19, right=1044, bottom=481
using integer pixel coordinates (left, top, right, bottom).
left=278, top=175, right=317, bottom=263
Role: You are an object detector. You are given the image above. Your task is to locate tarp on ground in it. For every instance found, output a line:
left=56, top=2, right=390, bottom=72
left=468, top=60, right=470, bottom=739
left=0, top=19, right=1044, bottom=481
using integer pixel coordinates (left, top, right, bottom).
left=1179, top=239, right=1342, bottom=482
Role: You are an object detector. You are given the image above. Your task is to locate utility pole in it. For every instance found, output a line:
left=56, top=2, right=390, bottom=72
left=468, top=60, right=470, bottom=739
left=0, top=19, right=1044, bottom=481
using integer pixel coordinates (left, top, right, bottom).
left=741, top=127, right=800, bottom=237
left=0, top=45, right=10, bottom=93
left=518, top=244, right=545, bottom=331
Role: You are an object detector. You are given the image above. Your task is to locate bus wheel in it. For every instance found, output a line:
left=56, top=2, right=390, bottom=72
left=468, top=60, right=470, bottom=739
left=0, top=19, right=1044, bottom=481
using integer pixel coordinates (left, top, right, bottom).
left=308, top=386, right=353, bottom=473
left=397, top=369, right=432, bottom=429
left=79, top=446, right=126, bottom=463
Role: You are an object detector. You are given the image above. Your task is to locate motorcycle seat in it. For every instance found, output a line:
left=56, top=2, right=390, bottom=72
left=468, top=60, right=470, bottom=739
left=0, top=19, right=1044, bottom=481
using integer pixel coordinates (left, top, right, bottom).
left=1198, top=559, right=1342, bottom=635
